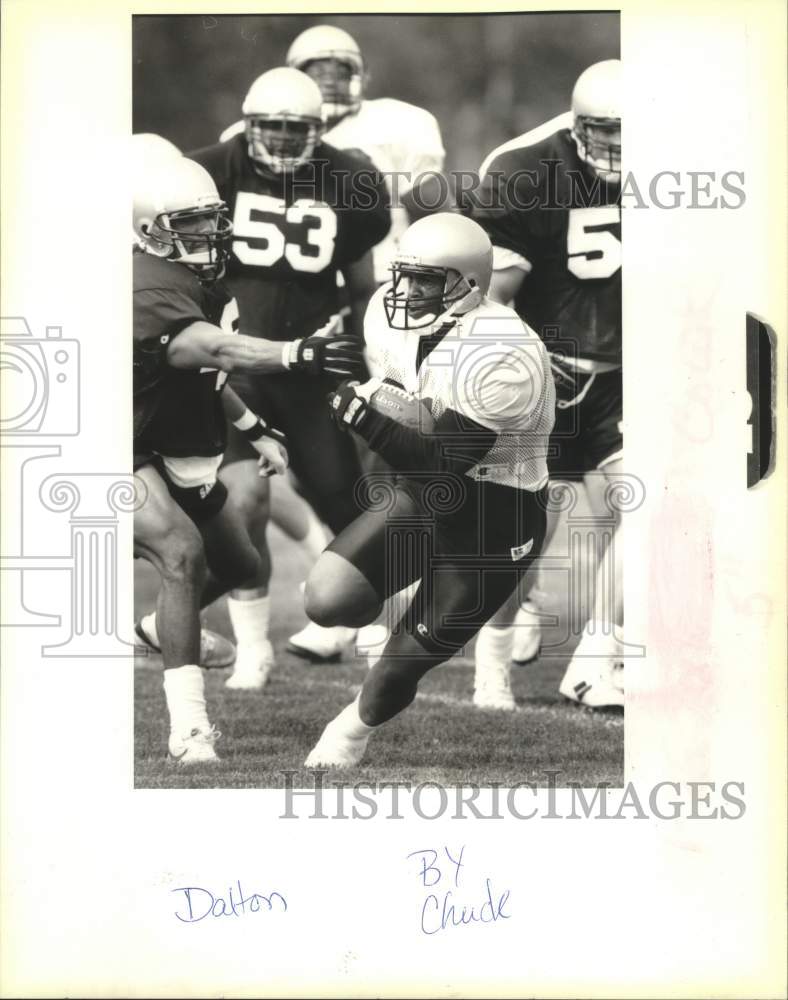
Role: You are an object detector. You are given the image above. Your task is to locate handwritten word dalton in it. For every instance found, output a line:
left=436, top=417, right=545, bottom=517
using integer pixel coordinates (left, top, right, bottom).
left=172, top=881, right=287, bottom=923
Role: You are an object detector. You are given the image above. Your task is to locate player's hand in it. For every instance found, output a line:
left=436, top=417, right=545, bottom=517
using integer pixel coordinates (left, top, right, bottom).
left=327, top=380, right=368, bottom=431
left=290, top=333, right=365, bottom=379
left=252, top=426, right=289, bottom=477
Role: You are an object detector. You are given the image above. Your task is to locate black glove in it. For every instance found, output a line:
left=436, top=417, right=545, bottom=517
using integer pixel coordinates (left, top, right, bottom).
left=327, top=380, right=368, bottom=431
left=289, top=334, right=365, bottom=379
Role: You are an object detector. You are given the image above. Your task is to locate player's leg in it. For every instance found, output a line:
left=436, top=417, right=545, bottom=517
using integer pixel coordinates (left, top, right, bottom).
left=218, top=451, right=278, bottom=688
left=306, top=485, right=546, bottom=767
left=558, top=369, right=624, bottom=707
left=283, top=374, right=367, bottom=660
left=270, top=476, right=330, bottom=563
left=133, top=464, right=219, bottom=764
left=304, top=484, right=423, bottom=630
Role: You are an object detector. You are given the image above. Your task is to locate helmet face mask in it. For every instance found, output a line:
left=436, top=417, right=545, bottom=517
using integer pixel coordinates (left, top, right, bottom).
left=141, top=205, right=232, bottom=281
left=384, top=262, right=475, bottom=330
left=300, top=56, right=363, bottom=124
left=286, top=25, right=365, bottom=125
left=244, top=114, right=320, bottom=174
left=572, top=116, right=621, bottom=182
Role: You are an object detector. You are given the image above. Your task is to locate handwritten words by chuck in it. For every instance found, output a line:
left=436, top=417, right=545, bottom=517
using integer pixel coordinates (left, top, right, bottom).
left=407, top=846, right=511, bottom=936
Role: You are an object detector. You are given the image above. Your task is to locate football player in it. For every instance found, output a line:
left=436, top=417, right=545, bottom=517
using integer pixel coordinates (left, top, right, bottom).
left=303, top=213, right=555, bottom=768
left=470, top=59, right=624, bottom=708
left=220, top=24, right=446, bottom=284
left=133, top=156, right=357, bottom=759
left=189, top=67, right=390, bottom=686
left=219, top=27, right=448, bottom=662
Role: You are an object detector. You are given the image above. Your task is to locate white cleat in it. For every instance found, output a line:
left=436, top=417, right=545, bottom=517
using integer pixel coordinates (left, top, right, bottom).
left=473, top=659, right=517, bottom=711
left=356, top=623, right=389, bottom=670
left=225, top=639, right=275, bottom=690
left=287, top=621, right=357, bottom=662
left=559, top=631, right=624, bottom=708
left=511, top=600, right=542, bottom=664
left=168, top=725, right=221, bottom=765
left=304, top=722, right=370, bottom=769
left=135, top=620, right=236, bottom=669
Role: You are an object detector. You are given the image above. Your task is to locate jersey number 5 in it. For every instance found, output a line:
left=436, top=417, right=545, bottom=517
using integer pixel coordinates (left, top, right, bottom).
left=567, top=206, right=621, bottom=280
left=232, top=192, right=338, bottom=273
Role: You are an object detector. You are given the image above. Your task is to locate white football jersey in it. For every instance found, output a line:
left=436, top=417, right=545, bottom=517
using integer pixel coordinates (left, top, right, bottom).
left=220, top=98, right=446, bottom=283
left=364, top=287, right=555, bottom=490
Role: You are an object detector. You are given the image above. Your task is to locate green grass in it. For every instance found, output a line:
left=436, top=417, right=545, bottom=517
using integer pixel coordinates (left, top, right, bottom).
left=135, top=525, right=623, bottom=789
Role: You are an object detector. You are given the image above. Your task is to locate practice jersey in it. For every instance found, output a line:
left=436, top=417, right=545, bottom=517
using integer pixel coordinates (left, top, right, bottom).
left=189, top=136, right=391, bottom=342
left=474, top=113, right=621, bottom=364
left=133, top=251, right=238, bottom=457
left=220, top=99, right=445, bottom=284
left=364, top=287, right=555, bottom=490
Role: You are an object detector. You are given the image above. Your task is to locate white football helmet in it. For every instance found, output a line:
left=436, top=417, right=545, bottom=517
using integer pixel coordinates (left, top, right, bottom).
left=130, top=132, right=181, bottom=168
left=242, top=67, right=324, bottom=174
left=133, top=157, right=232, bottom=280
left=571, top=59, right=621, bottom=183
left=384, top=213, right=493, bottom=330
left=286, top=25, right=364, bottom=124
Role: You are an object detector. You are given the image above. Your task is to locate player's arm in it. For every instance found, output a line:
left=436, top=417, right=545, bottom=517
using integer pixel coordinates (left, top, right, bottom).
left=340, top=252, right=377, bottom=340
left=328, top=382, right=495, bottom=477
left=166, top=320, right=364, bottom=378
left=221, top=385, right=289, bottom=478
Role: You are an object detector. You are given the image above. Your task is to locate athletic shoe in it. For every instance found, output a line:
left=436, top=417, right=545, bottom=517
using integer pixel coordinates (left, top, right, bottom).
left=167, top=725, right=221, bottom=765
left=559, top=630, right=624, bottom=708
left=287, top=622, right=357, bottom=662
left=225, top=639, right=275, bottom=690
left=473, top=657, right=516, bottom=711
left=135, top=619, right=236, bottom=669
left=511, top=599, right=542, bottom=664
left=304, top=722, right=370, bottom=769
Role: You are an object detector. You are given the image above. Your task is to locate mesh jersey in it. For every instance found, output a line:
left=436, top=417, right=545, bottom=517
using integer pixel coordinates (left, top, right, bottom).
left=473, top=114, right=621, bottom=364
left=189, top=136, right=390, bottom=342
left=133, top=251, right=238, bottom=457
left=364, top=287, right=555, bottom=490
left=219, top=99, right=446, bottom=284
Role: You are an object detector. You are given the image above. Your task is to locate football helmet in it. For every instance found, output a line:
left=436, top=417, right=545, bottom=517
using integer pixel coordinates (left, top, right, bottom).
left=571, top=59, right=621, bottom=183
left=130, top=132, right=181, bottom=167
left=286, top=25, right=364, bottom=124
left=242, top=67, right=323, bottom=175
left=133, top=157, right=232, bottom=280
left=384, top=213, right=493, bottom=330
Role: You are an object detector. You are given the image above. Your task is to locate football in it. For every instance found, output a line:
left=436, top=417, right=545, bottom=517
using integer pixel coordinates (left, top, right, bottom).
left=368, top=381, right=435, bottom=434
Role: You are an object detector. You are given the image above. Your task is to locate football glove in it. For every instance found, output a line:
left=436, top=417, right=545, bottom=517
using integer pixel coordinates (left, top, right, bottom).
left=287, top=333, right=365, bottom=379
left=327, top=380, right=369, bottom=431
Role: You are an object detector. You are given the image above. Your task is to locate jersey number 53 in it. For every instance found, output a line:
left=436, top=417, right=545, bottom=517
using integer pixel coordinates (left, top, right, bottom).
left=232, top=192, right=338, bottom=274
left=566, top=206, right=621, bottom=280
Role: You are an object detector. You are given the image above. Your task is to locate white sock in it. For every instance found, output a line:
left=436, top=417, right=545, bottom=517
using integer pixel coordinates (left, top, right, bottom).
left=163, top=665, right=211, bottom=737
left=227, top=593, right=270, bottom=645
left=475, top=624, right=514, bottom=664
left=330, top=694, right=377, bottom=739
left=300, top=512, right=330, bottom=563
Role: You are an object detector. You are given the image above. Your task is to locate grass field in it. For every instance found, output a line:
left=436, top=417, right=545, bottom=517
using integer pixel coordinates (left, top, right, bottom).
left=135, top=512, right=623, bottom=789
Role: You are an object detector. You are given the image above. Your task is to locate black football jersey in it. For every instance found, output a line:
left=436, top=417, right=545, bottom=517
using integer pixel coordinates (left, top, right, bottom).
left=472, top=125, right=621, bottom=363
left=189, top=136, right=391, bottom=342
left=133, top=250, right=237, bottom=457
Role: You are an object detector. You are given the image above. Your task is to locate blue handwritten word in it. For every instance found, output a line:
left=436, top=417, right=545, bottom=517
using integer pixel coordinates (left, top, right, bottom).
left=407, top=847, right=511, bottom=935
left=172, top=881, right=287, bottom=923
